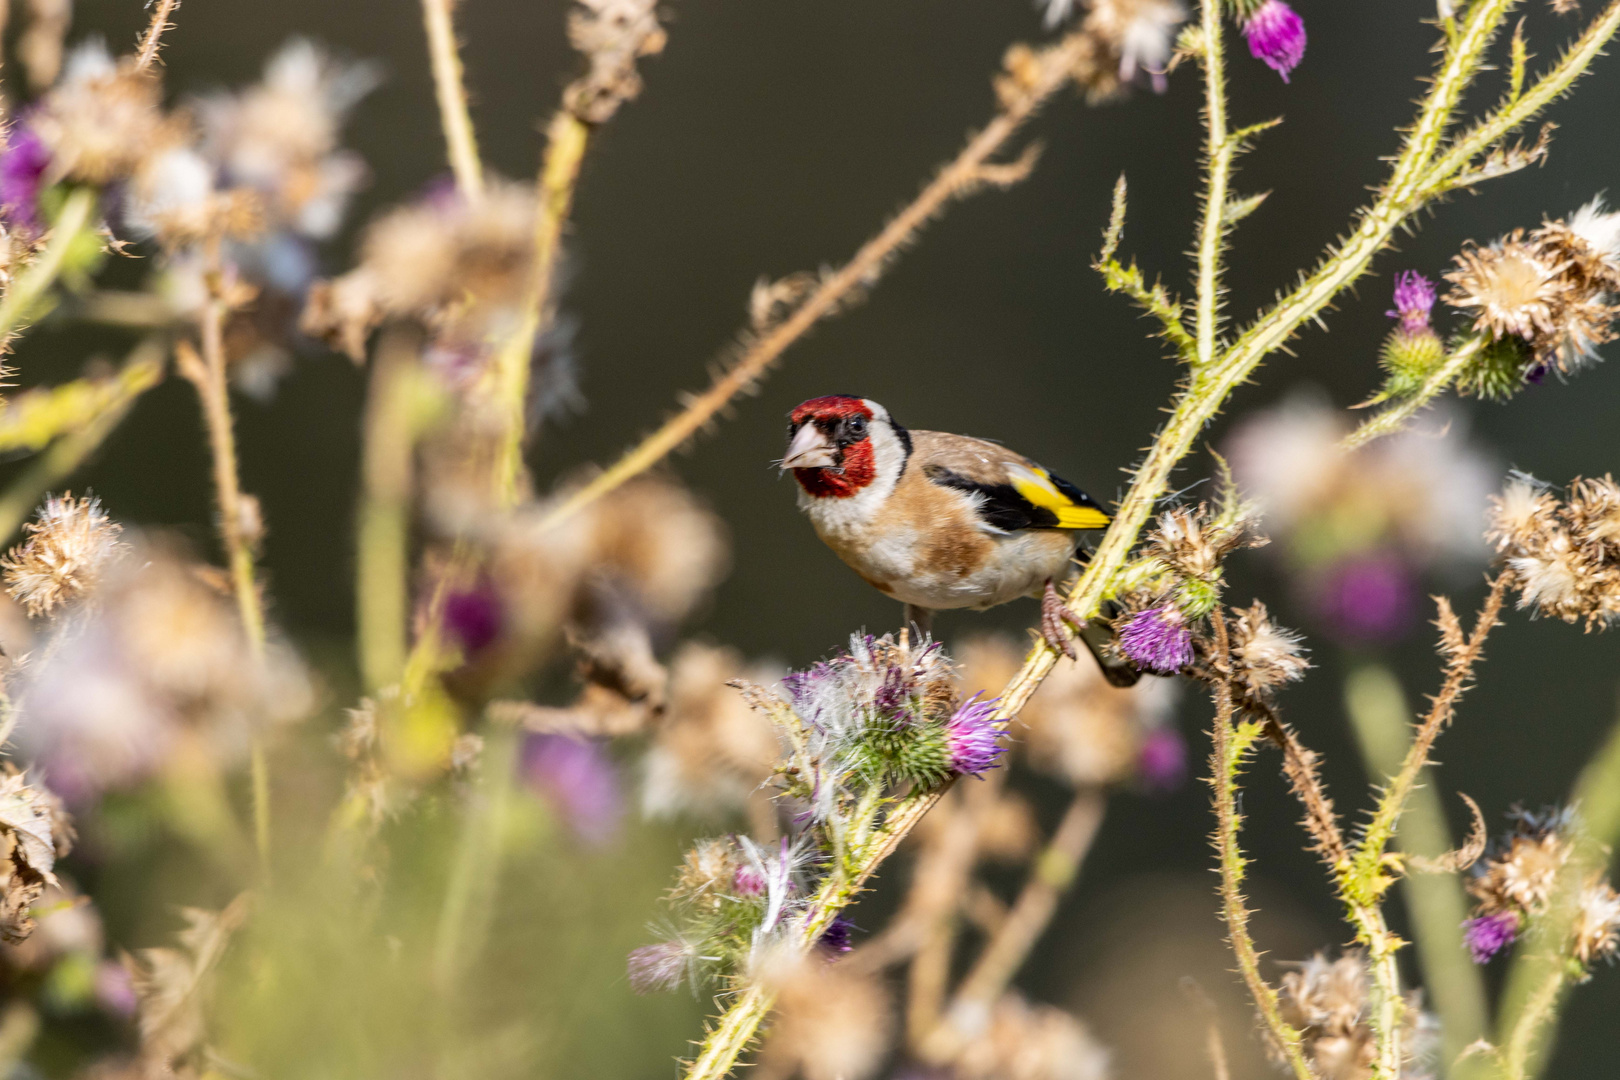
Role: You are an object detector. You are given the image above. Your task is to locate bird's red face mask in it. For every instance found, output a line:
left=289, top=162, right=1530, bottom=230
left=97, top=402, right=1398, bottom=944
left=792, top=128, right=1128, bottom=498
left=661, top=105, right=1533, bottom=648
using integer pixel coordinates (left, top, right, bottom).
left=783, top=396, right=876, bottom=499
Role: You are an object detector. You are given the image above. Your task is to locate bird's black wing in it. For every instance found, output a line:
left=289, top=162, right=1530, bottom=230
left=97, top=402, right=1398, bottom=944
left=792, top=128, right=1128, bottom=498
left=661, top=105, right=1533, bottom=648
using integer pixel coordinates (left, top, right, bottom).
left=922, top=463, right=1061, bottom=532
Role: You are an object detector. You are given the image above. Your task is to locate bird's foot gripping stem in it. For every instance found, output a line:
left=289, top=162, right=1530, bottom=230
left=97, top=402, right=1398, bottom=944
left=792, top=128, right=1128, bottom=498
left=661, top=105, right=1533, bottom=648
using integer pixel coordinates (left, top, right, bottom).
left=1039, top=580, right=1085, bottom=661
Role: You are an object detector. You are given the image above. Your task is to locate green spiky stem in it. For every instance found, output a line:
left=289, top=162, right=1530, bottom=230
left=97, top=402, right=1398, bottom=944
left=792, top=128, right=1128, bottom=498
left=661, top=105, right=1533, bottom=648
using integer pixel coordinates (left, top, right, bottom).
left=1345, top=665, right=1491, bottom=1070
left=681, top=788, right=940, bottom=1080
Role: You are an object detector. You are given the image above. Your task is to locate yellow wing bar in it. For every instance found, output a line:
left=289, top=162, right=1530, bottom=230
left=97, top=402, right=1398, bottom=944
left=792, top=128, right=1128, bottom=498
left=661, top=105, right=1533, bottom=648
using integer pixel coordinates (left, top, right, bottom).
left=1006, top=464, right=1110, bottom=530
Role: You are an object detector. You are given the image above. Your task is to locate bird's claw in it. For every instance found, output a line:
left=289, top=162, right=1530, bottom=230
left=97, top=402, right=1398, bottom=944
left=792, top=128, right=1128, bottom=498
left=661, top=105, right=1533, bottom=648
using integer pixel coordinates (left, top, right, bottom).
left=1040, top=580, right=1084, bottom=661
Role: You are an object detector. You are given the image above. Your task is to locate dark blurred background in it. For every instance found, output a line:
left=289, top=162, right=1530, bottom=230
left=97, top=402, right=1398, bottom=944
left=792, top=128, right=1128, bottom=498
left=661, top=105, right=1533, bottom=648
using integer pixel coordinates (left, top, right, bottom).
left=18, top=0, right=1620, bottom=1075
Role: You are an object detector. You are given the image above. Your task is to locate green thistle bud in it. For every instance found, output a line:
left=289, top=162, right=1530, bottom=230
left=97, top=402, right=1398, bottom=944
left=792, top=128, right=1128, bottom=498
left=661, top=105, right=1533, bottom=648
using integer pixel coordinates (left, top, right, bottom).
left=1376, top=326, right=1446, bottom=399
left=1176, top=576, right=1220, bottom=619
left=1456, top=335, right=1534, bottom=401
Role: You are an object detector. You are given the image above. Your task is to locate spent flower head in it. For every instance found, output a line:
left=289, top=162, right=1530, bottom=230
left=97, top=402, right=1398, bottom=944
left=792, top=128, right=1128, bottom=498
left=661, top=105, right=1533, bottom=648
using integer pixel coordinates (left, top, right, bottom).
left=1487, top=473, right=1620, bottom=629
left=1276, top=950, right=1436, bottom=1080
left=2, top=494, right=125, bottom=618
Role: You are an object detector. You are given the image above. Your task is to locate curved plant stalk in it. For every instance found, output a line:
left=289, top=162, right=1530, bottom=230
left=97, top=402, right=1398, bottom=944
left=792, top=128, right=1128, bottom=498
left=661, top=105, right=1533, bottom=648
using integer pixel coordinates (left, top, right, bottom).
left=1344, top=335, right=1486, bottom=450
left=483, top=111, right=590, bottom=508
left=0, top=339, right=166, bottom=543
left=915, top=788, right=1106, bottom=1064
left=0, top=187, right=98, bottom=343
left=178, top=248, right=273, bottom=876
left=1494, top=703, right=1620, bottom=1079
left=1208, top=611, right=1314, bottom=1080
left=421, top=0, right=484, bottom=201
left=539, top=29, right=1093, bottom=530
left=1344, top=665, right=1491, bottom=1069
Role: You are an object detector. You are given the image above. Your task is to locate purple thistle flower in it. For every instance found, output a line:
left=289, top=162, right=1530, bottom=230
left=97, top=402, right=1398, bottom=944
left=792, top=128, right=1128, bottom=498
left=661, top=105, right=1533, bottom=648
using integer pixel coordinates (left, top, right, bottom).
left=1464, top=911, right=1520, bottom=963
left=442, top=584, right=503, bottom=657
left=818, top=914, right=857, bottom=954
left=627, top=940, right=690, bottom=994
left=946, top=694, right=1005, bottom=776
left=1387, top=271, right=1438, bottom=336
left=873, top=665, right=909, bottom=720
left=1137, top=727, right=1189, bottom=792
left=521, top=734, right=623, bottom=845
left=0, top=123, right=52, bottom=233
left=1118, top=606, right=1194, bottom=674
left=1313, top=552, right=1418, bottom=644
left=1243, top=0, right=1306, bottom=82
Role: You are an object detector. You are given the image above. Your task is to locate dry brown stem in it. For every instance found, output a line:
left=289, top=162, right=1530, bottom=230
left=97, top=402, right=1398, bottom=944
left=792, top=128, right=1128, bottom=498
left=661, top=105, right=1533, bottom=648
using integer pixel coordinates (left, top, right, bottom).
left=134, top=0, right=180, bottom=71
left=542, top=30, right=1102, bottom=528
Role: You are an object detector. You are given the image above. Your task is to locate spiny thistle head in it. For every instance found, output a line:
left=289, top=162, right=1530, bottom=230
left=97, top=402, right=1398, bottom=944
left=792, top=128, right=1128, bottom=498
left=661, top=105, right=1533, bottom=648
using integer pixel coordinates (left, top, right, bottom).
left=1117, top=605, right=1194, bottom=674
left=1275, top=949, right=1436, bottom=1079
left=1572, top=879, right=1620, bottom=968
left=1226, top=601, right=1310, bottom=698
left=1243, top=0, right=1306, bottom=82
left=1446, top=214, right=1620, bottom=374
left=1486, top=473, right=1620, bottom=629
left=1468, top=806, right=1574, bottom=919
left=2, top=494, right=125, bottom=618
left=945, top=694, right=1005, bottom=777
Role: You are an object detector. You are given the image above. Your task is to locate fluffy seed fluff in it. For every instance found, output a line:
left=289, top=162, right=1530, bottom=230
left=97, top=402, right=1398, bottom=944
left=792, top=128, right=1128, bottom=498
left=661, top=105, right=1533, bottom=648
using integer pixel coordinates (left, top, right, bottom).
left=2, top=494, right=125, bottom=618
left=1226, top=600, right=1310, bottom=698
left=1487, top=473, right=1620, bottom=629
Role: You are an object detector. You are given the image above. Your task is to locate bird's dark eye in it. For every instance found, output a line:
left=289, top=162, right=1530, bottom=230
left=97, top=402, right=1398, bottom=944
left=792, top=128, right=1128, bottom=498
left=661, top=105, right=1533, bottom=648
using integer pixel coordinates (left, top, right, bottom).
left=846, top=415, right=868, bottom=438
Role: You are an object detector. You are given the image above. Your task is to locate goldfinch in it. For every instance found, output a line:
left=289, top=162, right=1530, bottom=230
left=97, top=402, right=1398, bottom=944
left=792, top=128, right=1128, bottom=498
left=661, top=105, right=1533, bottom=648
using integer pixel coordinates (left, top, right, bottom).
left=781, top=395, right=1137, bottom=685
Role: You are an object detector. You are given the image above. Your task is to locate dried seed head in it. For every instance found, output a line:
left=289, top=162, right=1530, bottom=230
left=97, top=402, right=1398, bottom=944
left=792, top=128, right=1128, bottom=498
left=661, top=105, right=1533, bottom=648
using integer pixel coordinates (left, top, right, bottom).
left=1565, top=474, right=1620, bottom=559
left=1227, top=600, right=1310, bottom=698
left=1468, top=809, right=1573, bottom=917
left=1445, top=235, right=1566, bottom=342
left=32, top=43, right=168, bottom=185
left=640, top=644, right=782, bottom=821
left=0, top=768, right=71, bottom=944
left=1486, top=474, right=1559, bottom=555
left=195, top=39, right=378, bottom=239
left=1276, top=950, right=1435, bottom=1080
left=2, top=494, right=124, bottom=618
left=1573, top=878, right=1620, bottom=967
left=564, top=0, right=668, bottom=123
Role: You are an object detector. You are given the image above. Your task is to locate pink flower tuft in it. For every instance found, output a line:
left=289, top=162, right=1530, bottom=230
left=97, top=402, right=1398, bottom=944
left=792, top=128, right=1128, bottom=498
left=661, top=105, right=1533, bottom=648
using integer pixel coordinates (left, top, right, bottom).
left=1244, top=0, right=1306, bottom=82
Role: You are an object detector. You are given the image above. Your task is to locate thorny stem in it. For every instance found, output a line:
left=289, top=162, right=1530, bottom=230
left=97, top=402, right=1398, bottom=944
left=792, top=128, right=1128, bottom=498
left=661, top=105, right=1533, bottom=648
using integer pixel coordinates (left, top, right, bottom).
left=133, top=0, right=180, bottom=71
left=421, top=0, right=484, bottom=201
left=1353, top=575, right=1508, bottom=891
left=1337, top=577, right=1506, bottom=1077
left=682, top=789, right=941, bottom=1080
left=0, top=187, right=97, bottom=343
left=1500, top=967, right=1569, bottom=1080
left=0, top=340, right=164, bottom=543
left=181, top=247, right=271, bottom=876
left=1345, top=665, right=1490, bottom=1069
left=1208, top=611, right=1312, bottom=1080
left=1194, top=0, right=1232, bottom=366
left=484, top=111, right=590, bottom=507
left=917, top=787, right=1106, bottom=1063
left=539, top=29, right=1093, bottom=530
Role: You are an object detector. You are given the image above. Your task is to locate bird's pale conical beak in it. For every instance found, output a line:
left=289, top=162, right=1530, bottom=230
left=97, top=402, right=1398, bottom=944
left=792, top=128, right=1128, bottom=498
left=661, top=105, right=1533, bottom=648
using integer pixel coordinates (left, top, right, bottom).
left=780, top=424, right=838, bottom=470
